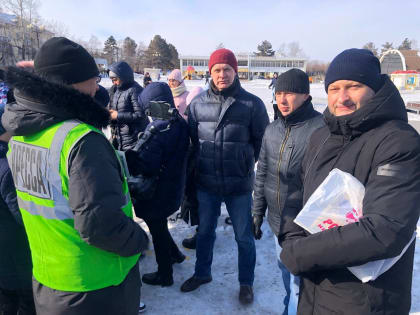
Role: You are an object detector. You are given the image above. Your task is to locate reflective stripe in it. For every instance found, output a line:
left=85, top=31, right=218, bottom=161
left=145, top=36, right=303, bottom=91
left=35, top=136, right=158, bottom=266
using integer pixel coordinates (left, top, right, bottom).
left=47, top=121, right=81, bottom=217
left=17, top=196, right=73, bottom=220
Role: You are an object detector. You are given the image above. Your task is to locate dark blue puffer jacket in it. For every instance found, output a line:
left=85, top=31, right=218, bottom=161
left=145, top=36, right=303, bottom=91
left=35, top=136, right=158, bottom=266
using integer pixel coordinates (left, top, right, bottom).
left=109, top=61, right=149, bottom=151
left=0, top=141, right=32, bottom=290
left=127, top=82, right=189, bottom=220
left=188, top=78, right=269, bottom=195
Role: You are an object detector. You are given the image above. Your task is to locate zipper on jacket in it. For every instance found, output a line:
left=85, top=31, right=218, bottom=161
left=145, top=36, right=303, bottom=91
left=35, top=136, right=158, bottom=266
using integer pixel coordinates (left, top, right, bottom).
left=277, top=127, right=290, bottom=207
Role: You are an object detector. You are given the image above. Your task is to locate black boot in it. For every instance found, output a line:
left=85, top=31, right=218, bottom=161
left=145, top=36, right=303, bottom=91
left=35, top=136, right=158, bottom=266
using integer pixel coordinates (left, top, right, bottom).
left=182, top=233, right=197, bottom=250
left=171, top=250, right=186, bottom=264
left=142, top=271, right=173, bottom=287
left=180, top=275, right=212, bottom=292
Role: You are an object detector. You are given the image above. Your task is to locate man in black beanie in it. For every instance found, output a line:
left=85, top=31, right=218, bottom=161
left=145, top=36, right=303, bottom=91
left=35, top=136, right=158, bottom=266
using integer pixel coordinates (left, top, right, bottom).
left=252, top=68, right=324, bottom=315
left=1, top=37, right=148, bottom=315
left=280, top=49, right=420, bottom=314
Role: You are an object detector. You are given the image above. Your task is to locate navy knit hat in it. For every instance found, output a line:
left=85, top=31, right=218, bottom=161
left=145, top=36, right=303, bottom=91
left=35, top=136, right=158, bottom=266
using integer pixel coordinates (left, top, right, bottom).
left=138, top=82, right=175, bottom=112
left=325, top=48, right=382, bottom=93
left=275, top=68, right=309, bottom=94
left=34, top=37, right=99, bottom=84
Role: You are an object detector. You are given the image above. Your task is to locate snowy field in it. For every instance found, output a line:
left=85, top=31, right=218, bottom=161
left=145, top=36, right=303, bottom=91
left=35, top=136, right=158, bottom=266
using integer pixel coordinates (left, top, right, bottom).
left=102, top=77, right=420, bottom=314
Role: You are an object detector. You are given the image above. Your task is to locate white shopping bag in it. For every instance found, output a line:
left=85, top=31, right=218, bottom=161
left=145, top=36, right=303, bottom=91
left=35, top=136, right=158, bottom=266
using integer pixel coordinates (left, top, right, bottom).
left=294, top=168, right=415, bottom=283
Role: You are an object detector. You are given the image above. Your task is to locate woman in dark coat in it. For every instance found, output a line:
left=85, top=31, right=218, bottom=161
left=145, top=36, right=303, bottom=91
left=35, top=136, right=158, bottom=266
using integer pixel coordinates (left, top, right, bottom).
left=108, top=61, right=149, bottom=151
left=126, top=82, right=189, bottom=287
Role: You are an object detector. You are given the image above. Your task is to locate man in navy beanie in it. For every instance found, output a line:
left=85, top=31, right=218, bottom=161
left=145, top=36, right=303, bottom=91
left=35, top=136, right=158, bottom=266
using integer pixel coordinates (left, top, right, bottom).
left=280, top=48, right=420, bottom=314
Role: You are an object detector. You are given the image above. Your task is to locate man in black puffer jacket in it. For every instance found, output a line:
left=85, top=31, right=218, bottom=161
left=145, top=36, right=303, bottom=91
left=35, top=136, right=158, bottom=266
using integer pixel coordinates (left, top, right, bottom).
left=180, top=49, right=269, bottom=305
left=281, top=49, right=420, bottom=315
left=252, top=69, right=324, bottom=315
left=108, top=61, right=149, bottom=151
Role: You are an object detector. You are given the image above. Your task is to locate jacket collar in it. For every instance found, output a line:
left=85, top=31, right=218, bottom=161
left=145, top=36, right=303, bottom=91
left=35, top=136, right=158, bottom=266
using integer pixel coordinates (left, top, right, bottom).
left=279, top=96, right=317, bottom=126
left=2, top=66, right=110, bottom=135
left=324, top=75, right=407, bottom=137
left=210, top=76, right=241, bottom=98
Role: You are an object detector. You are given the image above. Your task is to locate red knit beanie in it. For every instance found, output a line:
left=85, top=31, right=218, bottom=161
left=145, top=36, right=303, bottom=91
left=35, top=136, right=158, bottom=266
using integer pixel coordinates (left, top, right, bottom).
left=208, top=48, right=238, bottom=73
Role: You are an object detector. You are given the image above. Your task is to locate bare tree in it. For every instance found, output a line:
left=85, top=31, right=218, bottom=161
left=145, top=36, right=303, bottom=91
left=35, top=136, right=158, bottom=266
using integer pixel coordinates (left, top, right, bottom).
left=134, top=41, right=147, bottom=72
left=276, top=43, right=286, bottom=57
left=215, top=42, right=224, bottom=50
left=287, top=41, right=307, bottom=58
left=3, top=0, right=41, bottom=59
left=43, top=19, right=69, bottom=37
left=86, top=35, right=102, bottom=57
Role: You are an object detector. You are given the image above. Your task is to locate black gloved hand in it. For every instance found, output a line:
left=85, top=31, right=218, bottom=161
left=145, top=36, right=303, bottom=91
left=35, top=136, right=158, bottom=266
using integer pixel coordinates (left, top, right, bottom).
left=253, top=215, right=263, bottom=240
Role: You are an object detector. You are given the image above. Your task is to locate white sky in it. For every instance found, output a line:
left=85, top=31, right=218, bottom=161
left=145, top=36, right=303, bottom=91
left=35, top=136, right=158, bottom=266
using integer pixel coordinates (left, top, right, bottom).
left=36, top=0, right=420, bottom=62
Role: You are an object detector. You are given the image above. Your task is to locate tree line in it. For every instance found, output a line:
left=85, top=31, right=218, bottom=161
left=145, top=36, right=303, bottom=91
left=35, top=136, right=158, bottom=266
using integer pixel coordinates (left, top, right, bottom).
left=362, top=38, right=417, bottom=57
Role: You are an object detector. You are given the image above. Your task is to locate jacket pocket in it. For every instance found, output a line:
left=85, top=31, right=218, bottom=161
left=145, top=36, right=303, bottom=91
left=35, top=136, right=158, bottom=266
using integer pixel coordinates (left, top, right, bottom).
left=239, top=146, right=253, bottom=176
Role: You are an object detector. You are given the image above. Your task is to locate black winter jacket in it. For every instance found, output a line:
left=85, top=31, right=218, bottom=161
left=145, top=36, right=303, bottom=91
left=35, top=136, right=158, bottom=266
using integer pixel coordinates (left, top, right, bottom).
left=0, top=141, right=32, bottom=290
left=2, top=67, right=148, bottom=277
left=127, top=117, right=189, bottom=221
left=109, top=62, right=149, bottom=151
left=280, top=76, right=420, bottom=315
left=252, top=99, right=324, bottom=237
left=188, top=78, right=269, bottom=195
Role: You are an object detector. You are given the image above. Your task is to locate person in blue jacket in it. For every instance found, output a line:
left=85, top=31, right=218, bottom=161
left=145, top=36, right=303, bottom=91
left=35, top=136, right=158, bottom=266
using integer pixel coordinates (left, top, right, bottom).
left=125, top=82, right=189, bottom=287
left=0, top=75, right=36, bottom=315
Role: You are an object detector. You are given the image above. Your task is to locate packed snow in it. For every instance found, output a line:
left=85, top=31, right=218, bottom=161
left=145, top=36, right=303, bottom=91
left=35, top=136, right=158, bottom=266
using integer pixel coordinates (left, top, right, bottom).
left=101, top=77, right=420, bottom=314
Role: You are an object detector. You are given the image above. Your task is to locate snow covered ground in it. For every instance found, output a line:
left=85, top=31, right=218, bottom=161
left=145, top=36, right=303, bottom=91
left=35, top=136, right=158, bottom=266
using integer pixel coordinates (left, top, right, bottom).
left=102, top=77, right=420, bottom=314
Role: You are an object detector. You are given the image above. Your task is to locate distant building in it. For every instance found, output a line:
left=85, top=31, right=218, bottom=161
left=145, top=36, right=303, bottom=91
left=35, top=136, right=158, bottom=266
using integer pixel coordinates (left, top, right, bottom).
left=179, top=53, right=307, bottom=80
left=380, top=49, right=420, bottom=74
left=94, top=58, right=108, bottom=72
left=0, top=12, right=54, bottom=65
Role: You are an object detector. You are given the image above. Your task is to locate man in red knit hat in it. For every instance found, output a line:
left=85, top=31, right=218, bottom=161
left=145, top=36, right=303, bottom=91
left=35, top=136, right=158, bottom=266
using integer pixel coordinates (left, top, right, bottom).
left=180, top=48, right=269, bottom=304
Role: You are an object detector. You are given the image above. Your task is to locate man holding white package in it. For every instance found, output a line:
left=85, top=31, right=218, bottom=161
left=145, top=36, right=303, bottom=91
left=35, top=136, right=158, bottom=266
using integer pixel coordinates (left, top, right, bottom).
left=280, top=48, right=420, bottom=315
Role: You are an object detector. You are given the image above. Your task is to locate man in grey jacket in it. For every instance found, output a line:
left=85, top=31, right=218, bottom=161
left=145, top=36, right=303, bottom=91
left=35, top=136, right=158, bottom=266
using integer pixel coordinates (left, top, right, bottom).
left=252, top=69, right=324, bottom=315
left=2, top=37, right=148, bottom=315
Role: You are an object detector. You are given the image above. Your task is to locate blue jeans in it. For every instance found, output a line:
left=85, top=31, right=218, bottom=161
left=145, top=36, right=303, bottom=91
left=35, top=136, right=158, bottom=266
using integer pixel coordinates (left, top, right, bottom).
left=275, top=237, right=300, bottom=315
left=194, top=189, right=256, bottom=285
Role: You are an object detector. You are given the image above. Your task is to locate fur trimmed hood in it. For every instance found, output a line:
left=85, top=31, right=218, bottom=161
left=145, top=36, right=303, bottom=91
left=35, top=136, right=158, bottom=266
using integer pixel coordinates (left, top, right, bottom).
left=1, top=66, right=110, bottom=136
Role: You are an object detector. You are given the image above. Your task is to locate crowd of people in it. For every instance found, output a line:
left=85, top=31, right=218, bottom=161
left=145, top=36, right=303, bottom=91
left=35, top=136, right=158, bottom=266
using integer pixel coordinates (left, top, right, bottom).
left=0, top=36, right=419, bottom=315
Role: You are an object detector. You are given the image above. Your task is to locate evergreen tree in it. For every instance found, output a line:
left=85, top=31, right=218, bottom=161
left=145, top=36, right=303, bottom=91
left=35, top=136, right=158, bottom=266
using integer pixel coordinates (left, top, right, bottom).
left=143, top=35, right=173, bottom=70
left=103, top=35, right=118, bottom=64
left=167, top=43, right=179, bottom=69
left=255, top=40, right=274, bottom=56
left=381, top=42, right=394, bottom=54
left=122, top=37, right=137, bottom=68
left=398, top=38, right=412, bottom=50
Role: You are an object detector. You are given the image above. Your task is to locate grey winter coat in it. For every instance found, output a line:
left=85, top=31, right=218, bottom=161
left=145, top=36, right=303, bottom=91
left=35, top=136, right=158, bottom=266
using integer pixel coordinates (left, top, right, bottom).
left=188, top=78, right=269, bottom=195
left=252, top=98, right=324, bottom=237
